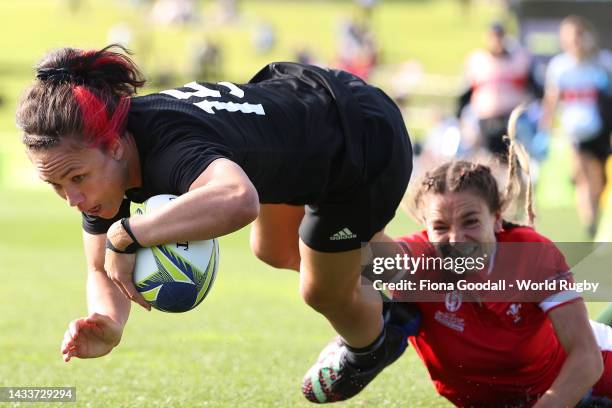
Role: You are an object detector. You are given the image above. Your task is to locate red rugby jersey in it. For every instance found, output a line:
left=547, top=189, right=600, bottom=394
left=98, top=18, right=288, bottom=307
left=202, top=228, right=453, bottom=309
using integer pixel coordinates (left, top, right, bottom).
left=397, top=226, right=580, bottom=407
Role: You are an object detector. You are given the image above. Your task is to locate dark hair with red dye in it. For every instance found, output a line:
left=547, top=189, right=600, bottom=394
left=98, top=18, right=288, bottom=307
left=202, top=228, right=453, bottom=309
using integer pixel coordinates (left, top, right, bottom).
left=16, top=44, right=145, bottom=150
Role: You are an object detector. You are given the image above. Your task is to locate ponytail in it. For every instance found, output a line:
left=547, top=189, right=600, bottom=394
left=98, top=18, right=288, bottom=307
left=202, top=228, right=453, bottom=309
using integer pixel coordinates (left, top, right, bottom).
left=502, top=105, right=536, bottom=227
left=17, top=44, right=145, bottom=150
left=408, top=104, right=536, bottom=228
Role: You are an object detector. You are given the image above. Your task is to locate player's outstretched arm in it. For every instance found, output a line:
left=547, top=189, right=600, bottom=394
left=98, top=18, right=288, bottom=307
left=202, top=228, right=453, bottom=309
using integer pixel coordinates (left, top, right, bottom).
left=60, top=232, right=131, bottom=362
left=534, top=300, right=603, bottom=407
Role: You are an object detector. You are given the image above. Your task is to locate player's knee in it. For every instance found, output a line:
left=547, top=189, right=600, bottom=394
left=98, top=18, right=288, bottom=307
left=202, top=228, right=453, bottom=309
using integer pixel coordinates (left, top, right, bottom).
left=300, top=284, right=350, bottom=314
left=251, top=241, right=299, bottom=270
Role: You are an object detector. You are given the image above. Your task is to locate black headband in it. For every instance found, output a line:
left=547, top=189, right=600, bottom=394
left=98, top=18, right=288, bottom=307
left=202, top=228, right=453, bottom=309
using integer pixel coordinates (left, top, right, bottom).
left=36, top=67, right=81, bottom=83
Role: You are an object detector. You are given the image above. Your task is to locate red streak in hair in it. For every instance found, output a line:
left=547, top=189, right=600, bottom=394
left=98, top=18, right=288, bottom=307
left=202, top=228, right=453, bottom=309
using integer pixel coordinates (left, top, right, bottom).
left=73, top=86, right=130, bottom=148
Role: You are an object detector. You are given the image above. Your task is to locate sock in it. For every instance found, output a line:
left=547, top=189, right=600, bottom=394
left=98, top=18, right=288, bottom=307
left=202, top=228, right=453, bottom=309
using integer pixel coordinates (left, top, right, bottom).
left=596, top=303, right=612, bottom=327
left=345, top=326, right=387, bottom=369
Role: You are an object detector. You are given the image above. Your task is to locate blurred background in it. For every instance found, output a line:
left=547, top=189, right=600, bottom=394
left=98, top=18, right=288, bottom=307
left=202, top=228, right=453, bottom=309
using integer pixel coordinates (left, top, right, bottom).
left=1, top=0, right=611, bottom=407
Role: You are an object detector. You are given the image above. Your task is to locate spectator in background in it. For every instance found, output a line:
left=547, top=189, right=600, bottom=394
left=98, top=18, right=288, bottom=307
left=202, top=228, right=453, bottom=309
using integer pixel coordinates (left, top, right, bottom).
left=107, top=22, right=134, bottom=49
left=294, top=45, right=324, bottom=67
left=151, top=0, right=198, bottom=26
left=540, top=15, right=612, bottom=239
left=252, top=22, right=276, bottom=55
left=457, top=22, right=542, bottom=161
left=190, top=38, right=223, bottom=82
left=218, top=0, right=240, bottom=24
left=354, top=0, right=378, bottom=23
left=336, top=15, right=379, bottom=80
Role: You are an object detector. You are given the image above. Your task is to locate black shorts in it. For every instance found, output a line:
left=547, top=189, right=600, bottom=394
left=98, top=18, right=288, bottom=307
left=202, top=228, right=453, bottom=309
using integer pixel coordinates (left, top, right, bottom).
left=575, top=130, right=611, bottom=162
left=298, top=74, right=413, bottom=252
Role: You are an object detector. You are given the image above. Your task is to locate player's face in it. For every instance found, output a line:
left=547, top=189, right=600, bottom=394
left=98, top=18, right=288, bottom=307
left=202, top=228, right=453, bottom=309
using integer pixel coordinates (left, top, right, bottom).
left=423, top=191, right=502, bottom=261
left=560, top=23, right=587, bottom=57
left=486, top=31, right=504, bottom=55
left=27, top=137, right=129, bottom=219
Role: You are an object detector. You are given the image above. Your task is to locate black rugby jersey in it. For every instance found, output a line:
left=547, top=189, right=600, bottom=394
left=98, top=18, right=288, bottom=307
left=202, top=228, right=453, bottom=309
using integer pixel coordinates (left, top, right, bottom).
left=82, top=62, right=375, bottom=234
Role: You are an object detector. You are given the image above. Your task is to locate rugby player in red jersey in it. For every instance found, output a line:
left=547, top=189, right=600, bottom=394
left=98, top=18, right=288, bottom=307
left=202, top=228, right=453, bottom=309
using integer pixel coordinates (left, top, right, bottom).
left=395, top=114, right=612, bottom=407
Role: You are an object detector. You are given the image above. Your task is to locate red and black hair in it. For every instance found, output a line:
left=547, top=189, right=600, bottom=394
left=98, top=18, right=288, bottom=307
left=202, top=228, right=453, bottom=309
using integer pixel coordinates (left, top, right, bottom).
left=16, top=44, right=145, bottom=150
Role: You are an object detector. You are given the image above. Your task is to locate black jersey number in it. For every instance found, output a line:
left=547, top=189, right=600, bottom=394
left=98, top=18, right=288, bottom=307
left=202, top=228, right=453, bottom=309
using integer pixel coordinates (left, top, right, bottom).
left=161, top=82, right=266, bottom=116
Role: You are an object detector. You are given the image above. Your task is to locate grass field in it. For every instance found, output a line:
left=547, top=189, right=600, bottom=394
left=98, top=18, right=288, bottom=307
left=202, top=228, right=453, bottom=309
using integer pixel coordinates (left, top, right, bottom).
left=1, top=188, right=606, bottom=408
left=0, top=189, right=443, bottom=408
left=0, top=1, right=608, bottom=407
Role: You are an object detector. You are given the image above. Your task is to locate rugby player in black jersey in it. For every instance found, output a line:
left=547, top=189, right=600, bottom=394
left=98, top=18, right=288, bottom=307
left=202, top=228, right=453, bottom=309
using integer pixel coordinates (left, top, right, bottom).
left=16, top=45, right=419, bottom=403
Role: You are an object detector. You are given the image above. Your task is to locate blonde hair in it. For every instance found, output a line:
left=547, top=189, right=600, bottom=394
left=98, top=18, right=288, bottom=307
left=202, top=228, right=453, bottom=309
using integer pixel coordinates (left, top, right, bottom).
left=406, top=105, right=535, bottom=227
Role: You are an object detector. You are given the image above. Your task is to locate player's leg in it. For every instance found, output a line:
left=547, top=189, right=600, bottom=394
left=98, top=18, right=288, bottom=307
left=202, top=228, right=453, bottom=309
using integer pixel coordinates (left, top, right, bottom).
left=571, top=149, right=593, bottom=232
left=582, top=152, right=606, bottom=225
left=299, top=230, right=420, bottom=404
left=299, top=228, right=415, bottom=343
left=300, top=71, right=417, bottom=403
left=250, top=203, right=304, bottom=271
left=298, top=140, right=416, bottom=402
left=572, top=149, right=605, bottom=237
left=298, top=232, right=384, bottom=347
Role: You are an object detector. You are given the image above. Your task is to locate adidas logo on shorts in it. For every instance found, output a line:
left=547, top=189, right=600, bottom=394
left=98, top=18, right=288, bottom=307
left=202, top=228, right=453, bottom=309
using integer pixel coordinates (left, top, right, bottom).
left=329, top=228, right=357, bottom=241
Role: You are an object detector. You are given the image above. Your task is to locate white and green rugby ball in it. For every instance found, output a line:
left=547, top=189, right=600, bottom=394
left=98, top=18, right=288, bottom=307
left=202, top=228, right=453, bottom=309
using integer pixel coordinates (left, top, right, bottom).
left=131, top=194, right=219, bottom=313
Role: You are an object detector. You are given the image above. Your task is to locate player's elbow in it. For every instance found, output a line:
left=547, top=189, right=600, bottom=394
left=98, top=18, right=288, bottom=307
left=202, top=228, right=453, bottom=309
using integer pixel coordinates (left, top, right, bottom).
left=586, top=349, right=604, bottom=385
left=576, top=345, right=604, bottom=387
left=231, top=185, right=260, bottom=227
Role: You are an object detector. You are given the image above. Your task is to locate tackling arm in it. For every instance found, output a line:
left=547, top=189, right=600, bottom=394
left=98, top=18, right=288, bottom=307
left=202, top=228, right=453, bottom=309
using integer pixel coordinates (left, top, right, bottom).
left=534, top=300, right=603, bottom=407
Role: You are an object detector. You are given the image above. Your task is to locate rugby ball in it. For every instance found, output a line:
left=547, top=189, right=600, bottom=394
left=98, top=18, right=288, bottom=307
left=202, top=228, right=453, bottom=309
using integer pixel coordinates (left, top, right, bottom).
left=131, top=195, right=219, bottom=313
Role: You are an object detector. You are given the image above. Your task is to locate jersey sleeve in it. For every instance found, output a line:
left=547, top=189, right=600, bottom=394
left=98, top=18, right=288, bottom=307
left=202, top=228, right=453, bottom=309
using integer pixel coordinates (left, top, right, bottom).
left=145, top=131, right=232, bottom=195
left=81, top=198, right=131, bottom=234
left=536, top=242, right=581, bottom=312
left=497, top=227, right=581, bottom=310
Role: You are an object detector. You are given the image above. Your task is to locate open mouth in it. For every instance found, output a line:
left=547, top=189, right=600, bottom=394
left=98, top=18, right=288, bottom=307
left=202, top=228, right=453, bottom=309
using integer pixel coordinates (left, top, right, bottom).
left=438, top=243, right=481, bottom=259
left=87, top=205, right=101, bottom=215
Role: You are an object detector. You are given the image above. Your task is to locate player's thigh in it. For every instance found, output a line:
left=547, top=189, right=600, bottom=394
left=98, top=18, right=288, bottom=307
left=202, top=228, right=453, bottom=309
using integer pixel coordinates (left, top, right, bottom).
left=298, top=228, right=393, bottom=296
left=299, top=240, right=363, bottom=300
left=250, top=203, right=304, bottom=270
left=573, top=150, right=605, bottom=190
left=571, top=148, right=589, bottom=181
left=297, top=81, right=412, bottom=298
left=297, top=157, right=410, bottom=298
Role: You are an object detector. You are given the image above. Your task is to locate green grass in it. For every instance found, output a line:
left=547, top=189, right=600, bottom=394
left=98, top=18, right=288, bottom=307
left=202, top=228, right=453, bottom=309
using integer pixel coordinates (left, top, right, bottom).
left=0, top=1, right=607, bottom=407
left=0, top=187, right=605, bottom=408
left=0, top=189, right=441, bottom=407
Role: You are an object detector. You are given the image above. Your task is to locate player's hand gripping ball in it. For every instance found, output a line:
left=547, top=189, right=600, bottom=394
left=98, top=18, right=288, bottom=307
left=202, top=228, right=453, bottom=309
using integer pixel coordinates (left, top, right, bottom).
left=132, top=195, right=219, bottom=312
